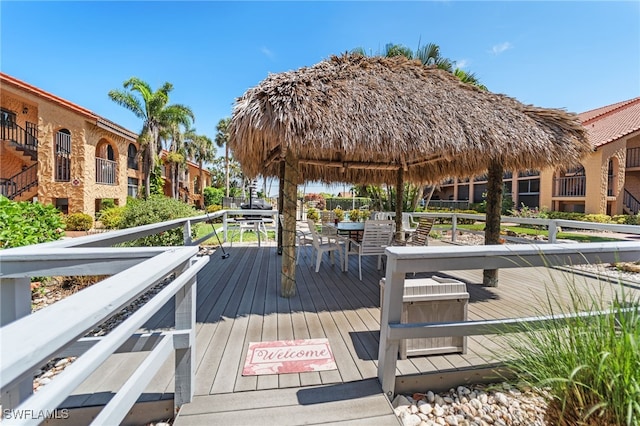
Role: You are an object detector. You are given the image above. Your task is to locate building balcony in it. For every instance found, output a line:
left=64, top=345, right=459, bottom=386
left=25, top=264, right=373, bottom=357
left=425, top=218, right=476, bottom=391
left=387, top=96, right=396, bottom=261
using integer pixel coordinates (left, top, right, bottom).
left=96, top=157, right=116, bottom=185
left=553, top=176, right=585, bottom=197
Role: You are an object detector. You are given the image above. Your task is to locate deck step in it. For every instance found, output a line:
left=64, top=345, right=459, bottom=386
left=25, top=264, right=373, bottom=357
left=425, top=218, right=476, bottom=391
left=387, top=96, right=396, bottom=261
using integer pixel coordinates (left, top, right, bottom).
left=175, top=378, right=399, bottom=425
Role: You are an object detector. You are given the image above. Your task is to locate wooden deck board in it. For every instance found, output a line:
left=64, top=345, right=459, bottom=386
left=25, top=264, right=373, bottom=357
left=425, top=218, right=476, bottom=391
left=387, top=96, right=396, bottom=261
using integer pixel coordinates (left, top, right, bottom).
left=62, top=241, right=637, bottom=424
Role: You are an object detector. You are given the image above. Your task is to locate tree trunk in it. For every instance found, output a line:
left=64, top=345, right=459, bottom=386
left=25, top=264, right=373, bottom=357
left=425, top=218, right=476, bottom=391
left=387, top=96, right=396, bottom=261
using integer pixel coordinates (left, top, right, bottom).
left=277, top=161, right=285, bottom=255
left=281, top=150, right=298, bottom=298
left=225, top=145, right=230, bottom=197
left=395, top=168, right=404, bottom=241
left=143, top=147, right=151, bottom=199
left=483, top=160, right=503, bottom=287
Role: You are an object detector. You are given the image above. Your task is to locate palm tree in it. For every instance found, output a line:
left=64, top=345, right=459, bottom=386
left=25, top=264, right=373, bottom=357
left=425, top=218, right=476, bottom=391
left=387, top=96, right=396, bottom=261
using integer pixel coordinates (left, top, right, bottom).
left=214, top=118, right=231, bottom=197
left=186, top=132, right=215, bottom=201
left=162, top=122, right=190, bottom=199
left=108, top=78, right=194, bottom=199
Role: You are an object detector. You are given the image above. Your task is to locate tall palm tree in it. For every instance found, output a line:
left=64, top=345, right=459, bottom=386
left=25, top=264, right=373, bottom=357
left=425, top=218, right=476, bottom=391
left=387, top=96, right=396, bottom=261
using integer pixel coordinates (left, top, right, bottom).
left=186, top=132, right=215, bottom=199
left=162, top=122, right=190, bottom=199
left=214, top=118, right=231, bottom=197
left=108, top=78, right=194, bottom=199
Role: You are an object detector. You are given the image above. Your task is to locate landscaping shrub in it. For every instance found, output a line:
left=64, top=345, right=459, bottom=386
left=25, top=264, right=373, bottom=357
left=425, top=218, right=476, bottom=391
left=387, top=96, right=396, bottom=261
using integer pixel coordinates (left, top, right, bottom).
left=304, top=193, right=325, bottom=210
left=501, top=279, right=640, bottom=426
left=582, top=213, right=613, bottom=223
left=101, top=198, right=115, bottom=209
left=118, top=195, right=197, bottom=246
left=306, top=207, right=319, bottom=221
left=98, top=206, right=125, bottom=229
left=203, top=187, right=224, bottom=207
left=545, top=211, right=586, bottom=221
left=0, top=196, right=65, bottom=248
left=333, top=207, right=345, bottom=222
left=206, top=204, right=222, bottom=213
left=347, top=208, right=361, bottom=222
left=65, top=212, right=93, bottom=231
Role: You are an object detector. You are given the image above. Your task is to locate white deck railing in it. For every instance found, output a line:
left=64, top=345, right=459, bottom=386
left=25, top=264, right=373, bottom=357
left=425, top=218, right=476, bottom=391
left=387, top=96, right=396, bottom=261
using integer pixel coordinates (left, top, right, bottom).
left=377, top=242, right=640, bottom=398
left=406, top=212, right=640, bottom=244
left=0, top=208, right=278, bottom=425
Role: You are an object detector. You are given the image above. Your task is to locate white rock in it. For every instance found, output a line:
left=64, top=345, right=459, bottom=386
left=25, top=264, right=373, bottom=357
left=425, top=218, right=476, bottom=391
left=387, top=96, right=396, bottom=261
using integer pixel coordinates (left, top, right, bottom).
left=55, top=358, right=70, bottom=367
left=411, top=404, right=419, bottom=414
left=443, top=396, right=454, bottom=404
left=393, top=395, right=413, bottom=409
left=419, top=402, right=433, bottom=415
left=434, top=395, right=445, bottom=406
left=426, top=391, right=435, bottom=403
left=400, top=412, right=422, bottom=426
left=478, top=393, right=488, bottom=404
left=470, top=398, right=483, bottom=411
left=444, top=415, right=458, bottom=425
left=433, top=405, right=445, bottom=417
left=494, top=392, right=509, bottom=407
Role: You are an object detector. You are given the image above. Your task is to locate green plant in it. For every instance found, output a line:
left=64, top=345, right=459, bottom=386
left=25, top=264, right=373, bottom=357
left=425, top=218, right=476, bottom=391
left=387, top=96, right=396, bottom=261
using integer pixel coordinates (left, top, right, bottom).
left=348, top=209, right=361, bottom=222
left=501, top=279, right=640, bottom=426
left=203, top=187, right=224, bottom=207
left=0, top=196, right=65, bottom=248
left=98, top=206, right=125, bottom=229
left=307, top=207, right=319, bottom=221
left=206, top=204, right=222, bottom=213
left=101, top=198, right=116, bottom=209
left=65, top=212, right=93, bottom=231
left=582, top=213, right=613, bottom=224
left=333, top=207, right=345, bottom=222
left=118, top=195, right=197, bottom=246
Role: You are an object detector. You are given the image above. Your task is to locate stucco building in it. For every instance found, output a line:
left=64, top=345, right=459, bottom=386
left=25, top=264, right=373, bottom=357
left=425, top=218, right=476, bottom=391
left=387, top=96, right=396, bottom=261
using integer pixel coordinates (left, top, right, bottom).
left=433, top=97, right=640, bottom=215
left=1, top=73, right=211, bottom=217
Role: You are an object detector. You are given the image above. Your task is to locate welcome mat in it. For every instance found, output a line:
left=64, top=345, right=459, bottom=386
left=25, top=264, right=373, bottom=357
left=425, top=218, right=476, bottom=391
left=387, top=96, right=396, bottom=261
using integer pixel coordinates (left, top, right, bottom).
left=242, top=338, right=336, bottom=376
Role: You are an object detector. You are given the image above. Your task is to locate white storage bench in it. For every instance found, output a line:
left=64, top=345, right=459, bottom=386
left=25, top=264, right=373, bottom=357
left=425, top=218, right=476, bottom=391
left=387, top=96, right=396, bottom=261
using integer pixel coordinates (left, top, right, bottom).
left=380, top=276, right=469, bottom=358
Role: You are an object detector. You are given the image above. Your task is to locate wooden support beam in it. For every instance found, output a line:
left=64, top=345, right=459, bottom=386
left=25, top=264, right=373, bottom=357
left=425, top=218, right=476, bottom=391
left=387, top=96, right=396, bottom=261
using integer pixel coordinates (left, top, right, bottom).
left=281, top=150, right=298, bottom=297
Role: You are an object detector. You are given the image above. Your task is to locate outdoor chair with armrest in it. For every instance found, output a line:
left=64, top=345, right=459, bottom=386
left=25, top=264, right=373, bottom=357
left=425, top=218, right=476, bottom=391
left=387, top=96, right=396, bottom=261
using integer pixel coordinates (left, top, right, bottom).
left=307, top=219, right=344, bottom=272
left=279, top=215, right=314, bottom=264
left=345, top=220, right=395, bottom=280
left=402, top=212, right=418, bottom=238
left=394, top=217, right=435, bottom=247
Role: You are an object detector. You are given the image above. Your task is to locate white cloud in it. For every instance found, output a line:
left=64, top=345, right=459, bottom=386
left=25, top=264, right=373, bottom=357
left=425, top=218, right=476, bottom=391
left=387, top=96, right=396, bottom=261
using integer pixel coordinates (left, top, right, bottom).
left=261, top=47, right=275, bottom=60
left=490, top=42, right=513, bottom=55
left=455, top=59, right=468, bottom=69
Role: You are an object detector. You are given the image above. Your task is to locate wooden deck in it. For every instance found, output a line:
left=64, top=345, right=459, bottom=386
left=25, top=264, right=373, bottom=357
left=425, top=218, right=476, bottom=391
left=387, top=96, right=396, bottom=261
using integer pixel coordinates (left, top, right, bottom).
left=59, top=239, right=637, bottom=425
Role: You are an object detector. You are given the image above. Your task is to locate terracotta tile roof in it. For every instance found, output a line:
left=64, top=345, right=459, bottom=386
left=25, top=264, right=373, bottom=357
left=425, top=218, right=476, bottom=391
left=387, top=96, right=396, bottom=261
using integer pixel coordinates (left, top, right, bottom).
left=579, top=97, right=640, bottom=148
left=1, top=72, right=136, bottom=141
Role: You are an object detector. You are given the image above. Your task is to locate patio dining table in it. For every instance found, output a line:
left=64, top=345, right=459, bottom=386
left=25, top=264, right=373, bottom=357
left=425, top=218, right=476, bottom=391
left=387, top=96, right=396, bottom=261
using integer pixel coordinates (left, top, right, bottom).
left=325, top=221, right=365, bottom=242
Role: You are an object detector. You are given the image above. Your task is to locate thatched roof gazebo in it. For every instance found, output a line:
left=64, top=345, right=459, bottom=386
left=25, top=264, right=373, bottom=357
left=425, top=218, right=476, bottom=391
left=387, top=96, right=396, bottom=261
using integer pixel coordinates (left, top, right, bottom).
left=229, top=54, right=591, bottom=297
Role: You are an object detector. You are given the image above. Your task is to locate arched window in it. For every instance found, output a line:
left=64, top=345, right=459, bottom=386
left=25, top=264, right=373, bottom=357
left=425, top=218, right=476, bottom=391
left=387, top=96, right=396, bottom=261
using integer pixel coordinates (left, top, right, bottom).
left=127, top=144, right=138, bottom=170
left=55, top=129, right=71, bottom=182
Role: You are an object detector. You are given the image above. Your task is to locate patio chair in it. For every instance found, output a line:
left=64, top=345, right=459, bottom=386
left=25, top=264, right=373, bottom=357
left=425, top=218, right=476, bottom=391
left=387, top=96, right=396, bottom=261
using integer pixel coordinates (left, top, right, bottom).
left=279, top=215, right=314, bottom=264
left=320, top=210, right=337, bottom=243
left=345, top=220, right=394, bottom=280
left=396, top=217, right=435, bottom=247
left=402, top=213, right=418, bottom=237
left=307, top=219, right=344, bottom=272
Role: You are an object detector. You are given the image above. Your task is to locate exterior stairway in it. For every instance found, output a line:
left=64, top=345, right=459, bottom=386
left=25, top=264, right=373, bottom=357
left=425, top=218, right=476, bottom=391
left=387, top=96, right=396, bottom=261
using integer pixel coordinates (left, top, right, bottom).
left=623, top=189, right=640, bottom=215
left=1, top=122, right=38, bottom=200
left=1, top=164, right=38, bottom=200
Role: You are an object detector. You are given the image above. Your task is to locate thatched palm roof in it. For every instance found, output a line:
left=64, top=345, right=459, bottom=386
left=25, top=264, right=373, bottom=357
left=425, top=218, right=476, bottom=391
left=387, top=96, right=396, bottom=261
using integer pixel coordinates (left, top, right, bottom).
left=229, top=53, right=591, bottom=185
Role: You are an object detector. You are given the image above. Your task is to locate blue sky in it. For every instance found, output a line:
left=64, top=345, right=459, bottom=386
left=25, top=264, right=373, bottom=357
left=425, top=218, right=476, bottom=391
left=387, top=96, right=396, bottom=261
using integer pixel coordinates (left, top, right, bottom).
left=2, top=1, right=639, bottom=195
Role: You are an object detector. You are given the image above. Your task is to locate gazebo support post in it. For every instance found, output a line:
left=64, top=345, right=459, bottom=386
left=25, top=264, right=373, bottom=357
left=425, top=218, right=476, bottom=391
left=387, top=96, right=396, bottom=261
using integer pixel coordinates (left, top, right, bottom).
left=483, top=159, right=503, bottom=287
left=281, top=150, right=299, bottom=297
left=395, top=168, right=404, bottom=241
left=277, top=161, right=285, bottom=255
